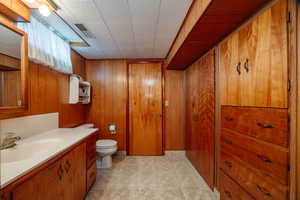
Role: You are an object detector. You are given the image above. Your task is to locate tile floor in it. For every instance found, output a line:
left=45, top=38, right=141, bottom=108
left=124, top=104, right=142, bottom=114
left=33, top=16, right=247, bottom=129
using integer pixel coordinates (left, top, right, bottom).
left=85, top=151, right=216, bottom=200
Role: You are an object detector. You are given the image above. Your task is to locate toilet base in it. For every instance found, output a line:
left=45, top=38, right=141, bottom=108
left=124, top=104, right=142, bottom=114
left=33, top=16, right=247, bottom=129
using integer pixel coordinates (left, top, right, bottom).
left=97, top=155, right=112, bottom=168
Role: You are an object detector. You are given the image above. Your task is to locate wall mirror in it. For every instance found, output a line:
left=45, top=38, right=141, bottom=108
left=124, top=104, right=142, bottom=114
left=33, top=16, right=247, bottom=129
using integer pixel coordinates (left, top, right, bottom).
left=0, top=20, right=28, bottom=115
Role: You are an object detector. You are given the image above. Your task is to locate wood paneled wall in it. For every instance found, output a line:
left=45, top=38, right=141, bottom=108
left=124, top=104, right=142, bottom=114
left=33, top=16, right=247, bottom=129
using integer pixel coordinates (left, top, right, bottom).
left=0, top=50, right=87, bottom=128
left=85, top=60, right=127, bottom=150
left=185, top=50, right=215, bottom=188
left=164, top=70, right=185, bottom=150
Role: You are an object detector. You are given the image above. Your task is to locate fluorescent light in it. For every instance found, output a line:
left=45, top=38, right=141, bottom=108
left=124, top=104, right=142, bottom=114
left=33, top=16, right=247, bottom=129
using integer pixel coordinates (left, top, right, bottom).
left=39, top=5, right=51, bottom=17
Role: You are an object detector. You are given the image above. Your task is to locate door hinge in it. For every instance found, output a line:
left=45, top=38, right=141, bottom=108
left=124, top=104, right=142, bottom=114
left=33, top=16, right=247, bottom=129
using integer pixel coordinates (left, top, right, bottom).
left=287, top=12, right=292, bottom=23
left=288, top=80, right=291, bottom=92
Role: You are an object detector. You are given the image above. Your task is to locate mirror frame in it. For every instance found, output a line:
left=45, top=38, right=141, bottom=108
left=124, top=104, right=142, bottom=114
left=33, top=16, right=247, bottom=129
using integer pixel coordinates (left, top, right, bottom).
left=0, top=17, right=28, bottom=116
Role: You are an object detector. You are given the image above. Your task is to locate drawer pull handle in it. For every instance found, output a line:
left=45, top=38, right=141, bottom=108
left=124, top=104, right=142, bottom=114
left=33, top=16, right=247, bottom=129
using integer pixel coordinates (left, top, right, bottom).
left=256, top=184, right=272, bottom=197
left=244, top=58, right=249, bottom=72
left=236, top=62, right=241, bottom=75
left=224, top=160, right=233, bottom=168
left=57, top=164, right=64, bottom=180
left=224, top=117, right=234, bottom=121
left=225, top=191, right=232, bottom=198
left=223, top=139, right=233, bottom=145
left=257, top=154, right=272, bottom=163
left=65, top=160, right=71, bottom=173
left=257, top=123, right=274, bottom=129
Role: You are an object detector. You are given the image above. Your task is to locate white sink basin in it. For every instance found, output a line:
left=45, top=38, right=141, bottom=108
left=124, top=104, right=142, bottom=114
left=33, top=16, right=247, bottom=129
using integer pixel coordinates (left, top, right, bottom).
left=1, top=138, right=63, bottom=164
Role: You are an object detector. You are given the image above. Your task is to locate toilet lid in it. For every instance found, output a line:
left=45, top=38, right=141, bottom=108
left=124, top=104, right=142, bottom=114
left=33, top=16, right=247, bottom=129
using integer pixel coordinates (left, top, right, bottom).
left=96, top=139, right=117, bottom=148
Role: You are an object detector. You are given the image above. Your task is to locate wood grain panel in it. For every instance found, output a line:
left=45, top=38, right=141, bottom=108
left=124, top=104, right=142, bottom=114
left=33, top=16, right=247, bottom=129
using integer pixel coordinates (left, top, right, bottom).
left=185, top=50, right=215, bottom=188
left=71, top=50, right=86, bottom=80
left=0, top=50, right=87, bottom=128
left=128, top=63, right=163, bottom=155
left=0, top=53, right=21, bottom=71
left=220, top=151, right=288, bottom=200
left=86, top=60, right=127, bottom=150
left=0, top=0, right=30, bottom=22
left=220, top=171, right=255, bottom=200
left=221, top=129, right=289, bottom=185
left=164, top=70, right=185, bottom=150
left=221, top=106, right=289, bottom=147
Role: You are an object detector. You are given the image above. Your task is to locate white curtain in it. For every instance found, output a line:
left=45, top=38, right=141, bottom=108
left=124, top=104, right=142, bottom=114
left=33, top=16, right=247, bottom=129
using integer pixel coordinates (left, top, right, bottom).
left=17, top=17, right=73, bottom=74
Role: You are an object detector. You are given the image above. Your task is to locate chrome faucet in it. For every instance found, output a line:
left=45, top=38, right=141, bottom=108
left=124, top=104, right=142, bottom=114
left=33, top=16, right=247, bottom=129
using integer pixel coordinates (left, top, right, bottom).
left=0, top=132, right=21, bottom=150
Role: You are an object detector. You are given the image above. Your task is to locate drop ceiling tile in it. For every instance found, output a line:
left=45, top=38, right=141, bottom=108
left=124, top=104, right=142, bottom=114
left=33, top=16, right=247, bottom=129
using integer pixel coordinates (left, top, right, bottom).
left=153, top=0, right=192, bottom=58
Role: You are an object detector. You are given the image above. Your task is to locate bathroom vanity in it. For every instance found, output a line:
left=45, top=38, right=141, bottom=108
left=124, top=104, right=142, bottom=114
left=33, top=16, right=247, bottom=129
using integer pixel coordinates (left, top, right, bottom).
left=0, top=128, right=98, bottom=200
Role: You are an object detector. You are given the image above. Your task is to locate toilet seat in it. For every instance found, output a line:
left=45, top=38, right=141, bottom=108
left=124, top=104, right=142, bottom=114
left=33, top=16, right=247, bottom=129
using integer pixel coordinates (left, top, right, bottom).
left=96, top=139, right=117, bottom=149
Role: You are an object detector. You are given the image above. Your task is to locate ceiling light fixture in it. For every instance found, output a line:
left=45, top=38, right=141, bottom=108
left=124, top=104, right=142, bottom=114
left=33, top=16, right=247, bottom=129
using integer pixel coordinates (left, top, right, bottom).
left=39, top=4, right=51, bottom=17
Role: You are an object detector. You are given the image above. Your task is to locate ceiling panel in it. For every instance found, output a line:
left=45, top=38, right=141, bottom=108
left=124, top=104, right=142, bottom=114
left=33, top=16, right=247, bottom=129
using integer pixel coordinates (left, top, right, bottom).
left=52, top=0, right=191, bottom=59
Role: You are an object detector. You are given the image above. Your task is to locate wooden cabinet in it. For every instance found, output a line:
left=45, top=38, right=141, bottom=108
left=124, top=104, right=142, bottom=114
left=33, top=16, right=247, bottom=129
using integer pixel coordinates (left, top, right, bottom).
left=0, top=0, right=30, bottom=22
left=4, top=142, right=88, bottom=200
left=220, top=106, right=290, bottom=200
left=185, top=50, right=215, bottom=188
left=220, top=0, right=288, bottom=108
left=86, top=133, right=97, bottom=191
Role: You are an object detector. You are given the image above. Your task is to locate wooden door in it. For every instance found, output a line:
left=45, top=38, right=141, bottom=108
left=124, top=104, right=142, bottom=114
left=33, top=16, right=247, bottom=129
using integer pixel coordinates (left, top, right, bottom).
left=129, top=63, right=163, bottom=155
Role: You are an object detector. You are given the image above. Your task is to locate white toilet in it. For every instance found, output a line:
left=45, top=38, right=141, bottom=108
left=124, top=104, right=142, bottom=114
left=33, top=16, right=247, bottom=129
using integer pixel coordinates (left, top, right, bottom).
left=96, top=139, right=118, bottom=168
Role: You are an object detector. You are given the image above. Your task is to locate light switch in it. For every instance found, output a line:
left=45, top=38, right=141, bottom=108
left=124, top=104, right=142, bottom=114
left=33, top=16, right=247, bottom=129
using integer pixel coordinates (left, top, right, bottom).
left=165, top=100, right=169, bottom=107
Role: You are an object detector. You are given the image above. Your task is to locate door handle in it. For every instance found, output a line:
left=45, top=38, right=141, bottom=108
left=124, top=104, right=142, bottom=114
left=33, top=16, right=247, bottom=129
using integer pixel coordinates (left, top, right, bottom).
left=156, top=112, right=162, bottom=117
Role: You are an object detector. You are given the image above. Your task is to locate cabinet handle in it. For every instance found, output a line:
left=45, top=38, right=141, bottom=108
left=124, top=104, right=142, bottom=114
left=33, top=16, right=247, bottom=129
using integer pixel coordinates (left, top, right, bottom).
left=256, top=184, right=272, bottom=197
left=224, top=160, right=233, bottom=168
left=244, top=58, right=249, bottom=72
left=223, top=139, right=233, bottom=145
left=236, top=62, right=241, bottom=75
left=224, top=117, right=234, bottom=121
left=257, top=123, right=274, bottom=129
left=224, top=191, right=232, bottom=199
left=57, top=164, right=64, bottom=180
left=65, top=160, right=71, bottom=173
left=257, top=154, right=272, bottom=163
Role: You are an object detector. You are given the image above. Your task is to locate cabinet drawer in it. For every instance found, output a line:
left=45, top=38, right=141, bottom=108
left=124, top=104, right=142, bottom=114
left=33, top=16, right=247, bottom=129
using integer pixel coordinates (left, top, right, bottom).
left=220, top=151, right=288, bottom=200
left=221, top=106, right=288, bottom=147
left=87, top=162, right=96, bottom=191
left=221, top=129, right=289, bottom=185
left=220, top=171, right=254, bottom=200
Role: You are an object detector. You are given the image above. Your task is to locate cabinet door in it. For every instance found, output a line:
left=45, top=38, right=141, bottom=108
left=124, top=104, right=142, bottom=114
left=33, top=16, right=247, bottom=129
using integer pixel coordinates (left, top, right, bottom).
left=220, top=0, right=288, bottom=108
left=72, top=143, right=87, bottom=200
left=12, top=160, right=64, bottom=200
left=220, top=33, right=241, bottom=106
left=241, top=0, right=288, bottom=108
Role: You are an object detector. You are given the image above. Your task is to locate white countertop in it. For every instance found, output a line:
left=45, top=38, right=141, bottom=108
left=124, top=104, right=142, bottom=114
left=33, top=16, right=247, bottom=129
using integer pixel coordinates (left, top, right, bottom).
left=0, top=127, right=98, bottom=188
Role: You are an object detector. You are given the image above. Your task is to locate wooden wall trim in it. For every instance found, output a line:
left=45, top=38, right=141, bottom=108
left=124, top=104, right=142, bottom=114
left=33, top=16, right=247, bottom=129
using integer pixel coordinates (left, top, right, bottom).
left=214, top=46, right=221, bottom=191
left=288, top=0, right=297, bottom=199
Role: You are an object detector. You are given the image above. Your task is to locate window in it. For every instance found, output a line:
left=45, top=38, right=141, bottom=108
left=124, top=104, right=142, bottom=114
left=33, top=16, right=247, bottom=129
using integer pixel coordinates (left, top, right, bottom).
left=17, top=16, right=73, bottom=74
